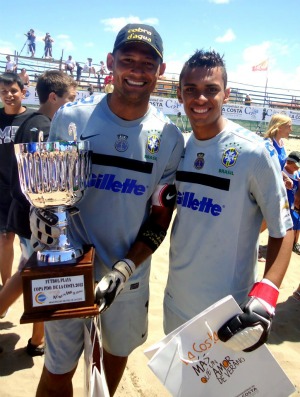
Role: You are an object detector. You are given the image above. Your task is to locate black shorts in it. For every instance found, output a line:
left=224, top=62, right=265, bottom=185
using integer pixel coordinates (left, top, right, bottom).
left=0, top=187, right=13, bottom=232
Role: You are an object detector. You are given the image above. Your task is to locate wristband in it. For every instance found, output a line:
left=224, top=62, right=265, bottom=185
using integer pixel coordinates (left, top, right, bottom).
left=136, top=220, right=167, bottom=252
left=113, top=259, right=136, bottom=282
left=248, top=279, right=279, bottom=308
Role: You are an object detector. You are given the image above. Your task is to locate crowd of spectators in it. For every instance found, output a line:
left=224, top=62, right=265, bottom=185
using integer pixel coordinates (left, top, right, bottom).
left=0, top=28, right=113, bottom=93
left=2, top=52, right=112, bottom=94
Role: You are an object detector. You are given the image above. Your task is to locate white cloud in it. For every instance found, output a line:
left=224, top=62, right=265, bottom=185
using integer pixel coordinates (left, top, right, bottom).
left=55, top=34, right=75, bottom=53
left=243, top=42, right=270, bottom=64
left=0, top=39, right=15, bottom=55
left=228, top=42, right=300, bottom=91
left=229, top=64, right=300, bottom=93
left=101, top=16, right=159, bottom=33
left=164, top=59, right=184, bottom=78
left=84, top=42, right=95, bottom=48
left=215, top=28, right=236, bottom=43
left=209, top=0, right=230, bottom=3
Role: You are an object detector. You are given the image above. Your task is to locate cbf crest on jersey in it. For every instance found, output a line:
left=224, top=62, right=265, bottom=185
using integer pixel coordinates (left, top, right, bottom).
left=147, top=132, right=160, bottom=154
left=115, top=134, right=129, bottom=152
left=222, top=147, right=239, bottom=168
left=194, top=152, right=205, bottom=170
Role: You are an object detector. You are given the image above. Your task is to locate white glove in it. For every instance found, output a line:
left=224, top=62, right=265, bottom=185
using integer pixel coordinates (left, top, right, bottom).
left=95, top=259, right=136, bottom=313
left=30, top=207, right=60, bottom=251
left=218, top=279, right=279, bottom=352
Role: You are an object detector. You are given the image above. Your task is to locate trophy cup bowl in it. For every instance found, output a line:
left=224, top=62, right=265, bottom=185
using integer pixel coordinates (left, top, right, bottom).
left=14, top=140, right=98, bottom=322
left=14, top=140, right=91, bottom=263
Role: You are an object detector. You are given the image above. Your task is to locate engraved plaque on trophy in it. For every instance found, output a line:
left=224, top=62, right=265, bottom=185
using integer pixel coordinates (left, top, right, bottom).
left=14, top=139, right=99, bottom=323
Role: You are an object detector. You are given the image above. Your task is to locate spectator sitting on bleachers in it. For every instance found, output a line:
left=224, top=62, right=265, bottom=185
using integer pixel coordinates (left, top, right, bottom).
left=18, top=68, right=30, bottom=87
left=64, top=56, right=76, bottom=77
left=5, top=56, right=17, bottom=73
left=83, top=58, right=96, bottom=78
left=98, top=60, right=107, bottom=76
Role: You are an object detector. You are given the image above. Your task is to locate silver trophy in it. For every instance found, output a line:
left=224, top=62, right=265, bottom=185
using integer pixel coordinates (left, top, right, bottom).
left=14, top=139, right=91, bottom=264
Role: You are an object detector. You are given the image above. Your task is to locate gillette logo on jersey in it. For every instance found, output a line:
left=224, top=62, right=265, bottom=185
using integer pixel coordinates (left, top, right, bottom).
left=177, top=191, right=223, bottom=216
left=89, top=173, right=146, bottom=195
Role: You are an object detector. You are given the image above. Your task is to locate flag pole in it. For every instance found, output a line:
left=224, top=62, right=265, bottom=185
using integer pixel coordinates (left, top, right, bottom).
left=263, top=60, right=269, bottom=106
left=263, top=74, right=268, bottom=106
left=252, top=59, right=269, bottom=106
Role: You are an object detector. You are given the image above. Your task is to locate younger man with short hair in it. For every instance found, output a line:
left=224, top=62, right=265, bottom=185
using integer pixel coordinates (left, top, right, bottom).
left=164, top=49, right=293, bottom=353
left=0, top=70, right=77, bottom=356
left=0, top=72, right=34, bottom=288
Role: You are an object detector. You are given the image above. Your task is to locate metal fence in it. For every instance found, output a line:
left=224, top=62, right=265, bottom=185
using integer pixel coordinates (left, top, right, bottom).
left=1, top=52, right=300, bottom=136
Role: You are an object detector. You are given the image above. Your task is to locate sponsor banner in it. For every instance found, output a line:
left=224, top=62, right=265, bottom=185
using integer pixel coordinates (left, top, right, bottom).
left=222, top=104, right=246, bottom=120
left=23, top=85, right=40, bottom=105
left=150, top=96, right=185, bottom=115
left=23, top=86, right=97, bottom=105
left=22, top=88, right=300, bottom=125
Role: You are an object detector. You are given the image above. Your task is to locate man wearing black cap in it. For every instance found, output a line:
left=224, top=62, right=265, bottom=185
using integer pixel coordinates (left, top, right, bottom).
left=31, top=24, right=184, bottom=397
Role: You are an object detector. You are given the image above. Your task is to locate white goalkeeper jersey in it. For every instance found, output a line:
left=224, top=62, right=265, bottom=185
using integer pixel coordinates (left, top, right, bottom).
left=164, top=120, right=292, bottom=321
left=49, top=94, right=184, bottom=282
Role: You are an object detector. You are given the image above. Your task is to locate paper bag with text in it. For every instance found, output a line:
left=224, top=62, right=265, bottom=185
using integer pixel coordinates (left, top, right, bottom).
left=144, top=296, right=295, bottom=397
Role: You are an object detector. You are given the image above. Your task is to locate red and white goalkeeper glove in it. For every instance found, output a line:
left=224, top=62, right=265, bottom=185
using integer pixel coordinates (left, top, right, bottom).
left=218, top=279, right=279, bottom=352
left=94, top=259, right=136, bottom=313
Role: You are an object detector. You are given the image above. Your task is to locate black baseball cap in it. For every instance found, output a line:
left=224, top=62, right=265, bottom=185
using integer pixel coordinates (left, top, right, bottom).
left=286, top=151, right=300, bottom=167
left=113, top=24, right=163, bottom=60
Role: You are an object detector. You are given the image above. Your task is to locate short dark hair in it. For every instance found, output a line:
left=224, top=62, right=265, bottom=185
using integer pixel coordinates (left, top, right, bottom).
left=36, top=70, right=77, bottom=103
left=179, top=49, right=227, bottom=89
left=0, top=72, right=24, bottom=90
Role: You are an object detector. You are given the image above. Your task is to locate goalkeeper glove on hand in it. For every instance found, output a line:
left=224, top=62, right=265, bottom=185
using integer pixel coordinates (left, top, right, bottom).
left=218, top=279, right=279, bottom=352
left=95, top=259, right=136, bottom=313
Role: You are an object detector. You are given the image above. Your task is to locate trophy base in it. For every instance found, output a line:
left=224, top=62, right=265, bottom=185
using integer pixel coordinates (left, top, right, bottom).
left=20, top=246, right=99, bottom=324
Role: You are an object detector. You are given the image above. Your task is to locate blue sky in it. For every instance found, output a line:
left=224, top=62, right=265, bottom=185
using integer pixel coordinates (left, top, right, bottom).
left=1, top=0, right=299, bottom=92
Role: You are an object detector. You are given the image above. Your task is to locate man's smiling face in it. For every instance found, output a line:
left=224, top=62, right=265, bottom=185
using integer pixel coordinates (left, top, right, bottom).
left=177, top=66, right=230, bottom=139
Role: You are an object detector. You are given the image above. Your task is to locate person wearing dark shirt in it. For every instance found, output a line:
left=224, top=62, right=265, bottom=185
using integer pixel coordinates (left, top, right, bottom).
left=0, top=70, right=77, bottom=356
left=25, top=29, right=36, bottom=57
left=244, top=94, right=251, bottom=106
left=76, top=62, right=83, bottom=82
left=0, top=72, right=34, bottom=291
left=43, top=33, right=54, bottom=58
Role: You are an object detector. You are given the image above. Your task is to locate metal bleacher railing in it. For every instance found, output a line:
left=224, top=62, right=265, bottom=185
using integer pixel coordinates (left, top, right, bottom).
left=2, top=51, right=300, bottom=108
left=1, top=52, right=300, bottom=136
left=0, top=52, right=107, bottom=93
